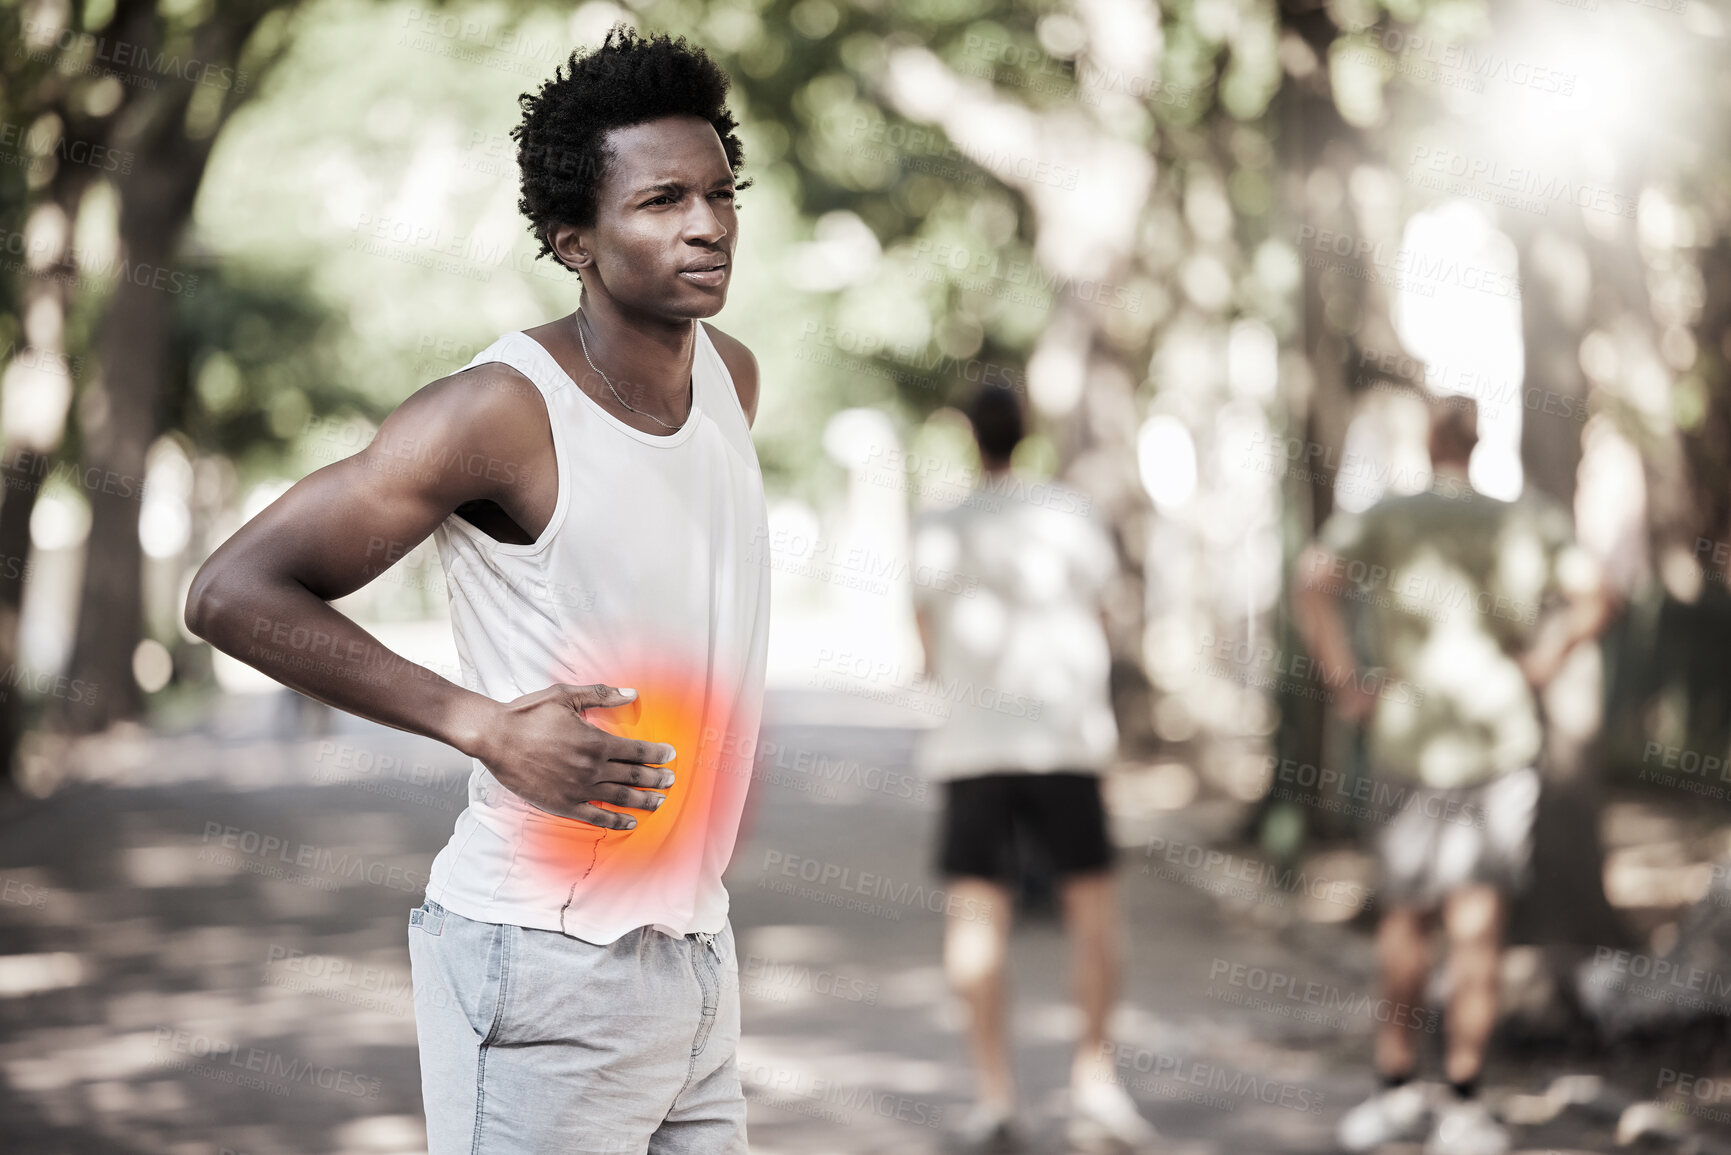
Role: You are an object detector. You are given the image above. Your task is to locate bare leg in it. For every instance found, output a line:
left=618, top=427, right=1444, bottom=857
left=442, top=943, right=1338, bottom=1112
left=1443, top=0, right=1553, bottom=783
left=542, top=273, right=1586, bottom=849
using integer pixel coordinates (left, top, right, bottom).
left=1441, top=884, right=1505, bottom=1085
left=1059, top=871, right=1120, bottom=1090
left=1375, top=905, right=1433, bottom=1080
left=1061, top=869, right=1159, bottom=1145
left=945, top=876, right=1016, bottom=1113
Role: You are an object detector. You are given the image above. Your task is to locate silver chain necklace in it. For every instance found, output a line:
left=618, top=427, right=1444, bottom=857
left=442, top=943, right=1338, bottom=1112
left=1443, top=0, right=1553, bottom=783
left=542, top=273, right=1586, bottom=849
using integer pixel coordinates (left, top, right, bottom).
left=573, top=309, right=693, bottom=432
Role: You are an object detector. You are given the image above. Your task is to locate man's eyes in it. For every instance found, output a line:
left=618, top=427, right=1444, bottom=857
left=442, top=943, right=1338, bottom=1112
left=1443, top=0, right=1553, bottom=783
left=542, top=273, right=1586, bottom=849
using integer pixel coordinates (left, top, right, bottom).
left=642, top=190, right=736, bottom=207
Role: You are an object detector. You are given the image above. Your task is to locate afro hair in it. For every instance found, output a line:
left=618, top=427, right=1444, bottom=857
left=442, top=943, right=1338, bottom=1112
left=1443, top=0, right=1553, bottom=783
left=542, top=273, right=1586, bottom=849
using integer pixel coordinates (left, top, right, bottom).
left=512, top=25, right=750, bottom=267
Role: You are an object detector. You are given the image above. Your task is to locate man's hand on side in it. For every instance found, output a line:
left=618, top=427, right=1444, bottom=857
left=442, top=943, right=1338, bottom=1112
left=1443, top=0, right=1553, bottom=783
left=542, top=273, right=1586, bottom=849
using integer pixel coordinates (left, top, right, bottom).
left=475, top=683, right=677, bottom=830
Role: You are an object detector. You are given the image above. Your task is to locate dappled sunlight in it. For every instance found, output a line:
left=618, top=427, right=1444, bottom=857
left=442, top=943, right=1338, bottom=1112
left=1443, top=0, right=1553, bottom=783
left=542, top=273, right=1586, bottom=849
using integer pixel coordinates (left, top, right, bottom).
left=0, top=0, right=1724, bottom=1147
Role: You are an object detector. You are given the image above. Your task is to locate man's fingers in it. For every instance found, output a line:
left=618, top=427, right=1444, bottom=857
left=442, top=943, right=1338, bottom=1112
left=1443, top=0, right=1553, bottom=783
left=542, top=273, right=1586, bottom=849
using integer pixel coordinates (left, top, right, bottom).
left=561, top=683, right=639, bottom=711
left=563, top=802, right=639, bottom=831
left=595, top=761, right=677, bottom=790
left=586, top=783, right=668, bottom=811
left=603, top=734, right=677, bottom=769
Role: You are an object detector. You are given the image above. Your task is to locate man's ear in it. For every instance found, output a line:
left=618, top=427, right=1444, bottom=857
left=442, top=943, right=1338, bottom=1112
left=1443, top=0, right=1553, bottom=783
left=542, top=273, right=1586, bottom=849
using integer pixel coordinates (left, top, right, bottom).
left=548, top=222, right=591, bottom=273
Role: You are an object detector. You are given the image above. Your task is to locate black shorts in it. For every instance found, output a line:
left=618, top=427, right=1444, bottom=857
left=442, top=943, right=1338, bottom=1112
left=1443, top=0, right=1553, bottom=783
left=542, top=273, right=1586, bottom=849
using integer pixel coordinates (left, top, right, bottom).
left=938, top=771, right=1114, bottom=882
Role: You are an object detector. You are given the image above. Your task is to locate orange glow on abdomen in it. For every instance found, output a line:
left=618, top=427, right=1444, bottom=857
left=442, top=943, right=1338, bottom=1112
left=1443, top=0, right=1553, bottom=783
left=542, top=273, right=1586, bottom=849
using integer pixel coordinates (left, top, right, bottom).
left=514, top=659, right=750, bottom=888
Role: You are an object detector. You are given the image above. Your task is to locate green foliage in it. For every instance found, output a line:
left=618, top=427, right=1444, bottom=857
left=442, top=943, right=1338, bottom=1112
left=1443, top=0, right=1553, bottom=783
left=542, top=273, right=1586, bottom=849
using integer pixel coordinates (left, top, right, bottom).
left=165, top=260, right=371, bottom=483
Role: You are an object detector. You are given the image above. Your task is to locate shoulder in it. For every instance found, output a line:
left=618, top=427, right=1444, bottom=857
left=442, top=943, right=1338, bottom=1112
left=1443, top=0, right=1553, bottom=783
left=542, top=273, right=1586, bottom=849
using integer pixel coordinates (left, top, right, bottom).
left=702, top=322, right=759, bottom=428
left=366, top=359, right=551, bottom=499
left=398, top=358, right=546, bottom=434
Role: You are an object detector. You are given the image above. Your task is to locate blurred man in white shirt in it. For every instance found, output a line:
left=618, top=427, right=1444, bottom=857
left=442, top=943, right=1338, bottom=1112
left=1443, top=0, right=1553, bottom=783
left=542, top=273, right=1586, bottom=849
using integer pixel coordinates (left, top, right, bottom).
left=911, top=383, right=1156, bottom=1154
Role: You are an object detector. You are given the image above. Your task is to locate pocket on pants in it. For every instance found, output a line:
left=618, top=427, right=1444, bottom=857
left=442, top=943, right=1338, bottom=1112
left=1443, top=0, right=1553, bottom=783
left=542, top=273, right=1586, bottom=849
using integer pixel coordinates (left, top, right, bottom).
left=409, top=898, right=447, bottom=936
left=410, top=905, right=513, bottom=1045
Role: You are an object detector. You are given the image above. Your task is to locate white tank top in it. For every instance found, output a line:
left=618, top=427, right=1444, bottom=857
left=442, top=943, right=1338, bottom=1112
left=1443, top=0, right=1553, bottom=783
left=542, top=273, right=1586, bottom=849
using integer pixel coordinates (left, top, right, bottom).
left=424, top=323, right=770, bottom=944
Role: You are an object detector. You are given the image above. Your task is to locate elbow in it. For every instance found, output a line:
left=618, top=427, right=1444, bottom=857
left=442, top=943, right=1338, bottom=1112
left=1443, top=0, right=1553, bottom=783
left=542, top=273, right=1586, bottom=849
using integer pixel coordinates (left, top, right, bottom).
left=184, top=563, right=233, bottom=643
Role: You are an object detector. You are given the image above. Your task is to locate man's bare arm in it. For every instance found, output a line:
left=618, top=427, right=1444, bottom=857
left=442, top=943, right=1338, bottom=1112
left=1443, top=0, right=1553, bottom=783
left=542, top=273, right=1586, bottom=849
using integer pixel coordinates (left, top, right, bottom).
left=1292, top=543, right=1374, bottom=721
left=184, top=365, right=675, bottom=829
left=1520, top=578, right=1616, bottom=689
left=186, top=369, right=518, bottom=749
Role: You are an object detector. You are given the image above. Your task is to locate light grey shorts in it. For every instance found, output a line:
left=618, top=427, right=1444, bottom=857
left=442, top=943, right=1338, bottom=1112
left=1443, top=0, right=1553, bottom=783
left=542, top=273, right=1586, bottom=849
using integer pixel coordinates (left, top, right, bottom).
left=1374, top=765, right=1540, bottom=910
left=407, top=898, right=748, bottom=1155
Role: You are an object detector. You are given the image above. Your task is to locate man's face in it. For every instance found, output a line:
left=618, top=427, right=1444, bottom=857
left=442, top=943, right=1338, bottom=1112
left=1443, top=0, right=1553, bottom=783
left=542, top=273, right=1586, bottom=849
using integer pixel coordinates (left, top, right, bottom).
left=561, top=114, right=737, bottom=319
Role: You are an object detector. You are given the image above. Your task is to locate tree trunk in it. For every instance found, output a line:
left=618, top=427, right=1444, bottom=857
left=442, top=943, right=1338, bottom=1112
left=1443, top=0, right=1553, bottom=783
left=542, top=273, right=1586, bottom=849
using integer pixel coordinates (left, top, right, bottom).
left=1501, top=212, right=1632, bottom=949
left=58, top=1, right=279, bottom=733
left=0, top=14, right=117, bottom=776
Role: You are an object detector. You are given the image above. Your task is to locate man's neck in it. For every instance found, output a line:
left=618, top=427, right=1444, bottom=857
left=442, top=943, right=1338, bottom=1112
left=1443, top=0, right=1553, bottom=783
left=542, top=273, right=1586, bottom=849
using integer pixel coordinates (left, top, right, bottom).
left=575, top=292, right=699, bottom=413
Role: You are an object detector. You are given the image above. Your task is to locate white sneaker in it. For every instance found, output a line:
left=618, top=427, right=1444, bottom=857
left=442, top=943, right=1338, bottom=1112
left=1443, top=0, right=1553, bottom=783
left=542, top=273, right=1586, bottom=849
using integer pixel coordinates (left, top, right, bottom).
left=1067, top=1078, right=1160, bottom=1151
left=1424, top=1098, right=1511, bottom=1155
left=1337, top=1082, right=1434, bottom=1151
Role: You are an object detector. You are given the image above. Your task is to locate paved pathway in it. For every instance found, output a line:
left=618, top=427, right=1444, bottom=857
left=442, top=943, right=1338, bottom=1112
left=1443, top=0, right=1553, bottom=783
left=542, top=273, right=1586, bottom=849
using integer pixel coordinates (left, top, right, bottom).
left=0, top=692, right=1684, bottom=1153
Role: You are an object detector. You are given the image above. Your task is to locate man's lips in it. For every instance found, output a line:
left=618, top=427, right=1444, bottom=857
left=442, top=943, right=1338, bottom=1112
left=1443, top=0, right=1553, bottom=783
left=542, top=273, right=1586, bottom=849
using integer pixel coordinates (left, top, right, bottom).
left=679, top=260, right=728, bottom=287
